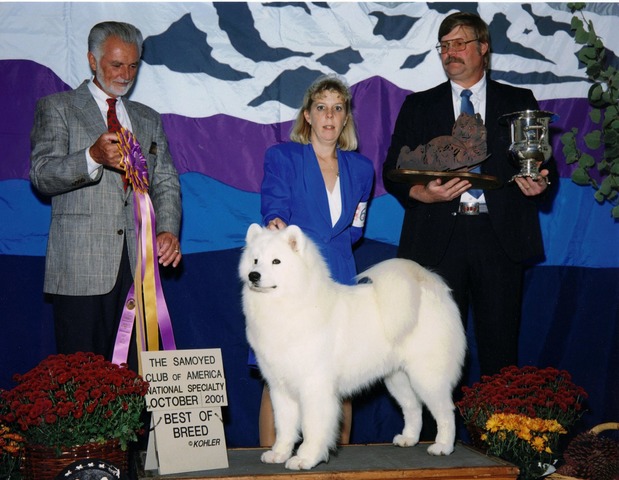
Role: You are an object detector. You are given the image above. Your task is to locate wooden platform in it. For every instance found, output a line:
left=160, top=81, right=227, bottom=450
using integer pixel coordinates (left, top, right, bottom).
left=138, top=442, right=519, bottom=480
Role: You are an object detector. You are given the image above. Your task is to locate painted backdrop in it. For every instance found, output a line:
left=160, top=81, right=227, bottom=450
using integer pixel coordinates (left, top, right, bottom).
left=1, top=2, right=618, bottom=447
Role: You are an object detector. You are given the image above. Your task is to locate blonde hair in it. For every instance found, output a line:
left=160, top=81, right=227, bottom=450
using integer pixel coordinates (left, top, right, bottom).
left=290, top=75, right=358, bottom=151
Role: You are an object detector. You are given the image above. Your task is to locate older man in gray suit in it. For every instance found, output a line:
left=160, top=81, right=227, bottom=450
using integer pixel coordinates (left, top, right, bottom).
left=30, top=21, right=182, bottom=368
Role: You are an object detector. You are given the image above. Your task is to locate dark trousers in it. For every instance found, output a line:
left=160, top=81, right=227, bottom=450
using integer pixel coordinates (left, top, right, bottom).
left=431, top=214, right=523, bottom=378
left=52, top=240, right=137, bottom=371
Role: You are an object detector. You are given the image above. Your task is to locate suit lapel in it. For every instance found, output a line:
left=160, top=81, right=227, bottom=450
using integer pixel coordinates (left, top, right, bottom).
left=436, top=82, right=456, bottom=135
left=484, top=80, right=512, bottom=178
left=303, top=144, right=332, bottom=229
left=125, top=102, right=147, bottom=147
left=73, top=82, right=107, bottom=145
left=485, top=81, right=504, bottom=130
left=332, top=151, right=350, bottom=233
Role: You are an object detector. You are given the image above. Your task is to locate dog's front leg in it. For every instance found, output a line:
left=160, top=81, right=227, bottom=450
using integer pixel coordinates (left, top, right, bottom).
left=285, top=387, right=339, bottom=470
left=261, top=387, right=300, bottom=464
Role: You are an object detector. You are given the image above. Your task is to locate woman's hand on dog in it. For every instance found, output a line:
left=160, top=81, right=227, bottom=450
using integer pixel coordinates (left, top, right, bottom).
left=267, top=218, right=288, bottom=230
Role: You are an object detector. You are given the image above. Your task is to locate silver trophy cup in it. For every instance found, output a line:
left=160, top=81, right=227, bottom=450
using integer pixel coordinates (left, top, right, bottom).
left=500, top=110, right=556, bottom=182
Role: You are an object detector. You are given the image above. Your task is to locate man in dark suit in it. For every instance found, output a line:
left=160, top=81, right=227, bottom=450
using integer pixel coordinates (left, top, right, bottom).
left=30, top=22, right=182, bottom=368
left=383, top=12, right=556, bottom=377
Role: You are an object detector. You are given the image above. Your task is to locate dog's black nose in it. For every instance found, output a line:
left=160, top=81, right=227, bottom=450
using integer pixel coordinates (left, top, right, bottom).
left=248, top=271, right=261, bottom=284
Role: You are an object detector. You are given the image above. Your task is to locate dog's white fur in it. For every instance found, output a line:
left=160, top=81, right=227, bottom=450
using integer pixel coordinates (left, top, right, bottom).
left=240, top=224, right=466, bottom=470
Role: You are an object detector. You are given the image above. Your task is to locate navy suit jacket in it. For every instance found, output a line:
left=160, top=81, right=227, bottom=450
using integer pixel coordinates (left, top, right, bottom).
left=383, top=79, right=556, bottom=265
left=262, top=142, right=374, bottom=284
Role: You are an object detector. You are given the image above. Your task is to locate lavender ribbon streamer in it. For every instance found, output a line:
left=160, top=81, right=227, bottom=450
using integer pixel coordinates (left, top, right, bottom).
left=111, top=285, right=136, bottom=366
left=112, top=129, right=176, bottom=366
left=138, top=191, right=176, bottom=351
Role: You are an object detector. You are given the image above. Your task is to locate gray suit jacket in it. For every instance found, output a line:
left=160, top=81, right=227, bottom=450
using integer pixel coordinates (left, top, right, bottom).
left=30, top=81, right=181, bottom=296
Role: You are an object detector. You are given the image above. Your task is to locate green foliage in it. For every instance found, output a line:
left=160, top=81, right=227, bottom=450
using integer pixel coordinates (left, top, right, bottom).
left=563, top=3, right=619, bottom=219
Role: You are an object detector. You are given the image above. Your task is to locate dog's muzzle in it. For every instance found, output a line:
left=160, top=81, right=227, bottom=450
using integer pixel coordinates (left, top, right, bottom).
left=247, top=271, right=276, bottom=291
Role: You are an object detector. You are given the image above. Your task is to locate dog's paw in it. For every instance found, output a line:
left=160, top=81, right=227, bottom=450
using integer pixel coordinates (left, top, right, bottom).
left=393, top=434, right=419, bottom=447
left=261, top=449, right=291, bottom=464
left=427, top=442, right=454, bottom=456
left=285, top=455, right=320, bottom=470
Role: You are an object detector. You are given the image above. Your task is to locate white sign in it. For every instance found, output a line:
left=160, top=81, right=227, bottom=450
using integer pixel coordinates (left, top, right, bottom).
left=151, top=407, right=229, bottom=474
left=141, top=349, right=229, bottom=475
left=142, top=349, right=228, bottom=411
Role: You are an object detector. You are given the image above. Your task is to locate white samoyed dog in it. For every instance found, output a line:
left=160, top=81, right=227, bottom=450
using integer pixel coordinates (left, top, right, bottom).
left=240, top=224, right=466, bottom=470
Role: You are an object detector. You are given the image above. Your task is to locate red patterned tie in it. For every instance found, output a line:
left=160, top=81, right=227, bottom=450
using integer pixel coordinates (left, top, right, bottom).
left=106, top=98, right=121, bottom=132
left=106, top=98, right=128, bottom=189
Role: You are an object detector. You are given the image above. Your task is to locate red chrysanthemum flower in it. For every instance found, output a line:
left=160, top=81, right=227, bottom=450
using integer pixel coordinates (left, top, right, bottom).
left=0, top=353, right=149, bottom=450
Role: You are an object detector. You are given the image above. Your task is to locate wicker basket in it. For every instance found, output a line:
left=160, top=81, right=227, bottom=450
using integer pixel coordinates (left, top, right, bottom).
left=547, top=422, right=619, bottom=480
left=21, top=439, right=128, bottom=480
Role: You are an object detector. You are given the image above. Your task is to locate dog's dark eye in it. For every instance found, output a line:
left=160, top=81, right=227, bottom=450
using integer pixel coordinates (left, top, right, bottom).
left=253, top=259, right=258, bottom=265
left=272, top=259, right=281, bottom=265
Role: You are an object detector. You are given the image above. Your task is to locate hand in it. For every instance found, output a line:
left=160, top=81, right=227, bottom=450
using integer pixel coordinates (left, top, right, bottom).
left=157, top=231, right=182, bottom=267
left=514, top=169, right=550, bottom=197
left=266, top=218, right=287, bottom=230
left=409, top=177, right=472, bottom=203
left=89, top=132, right=124, bottom=170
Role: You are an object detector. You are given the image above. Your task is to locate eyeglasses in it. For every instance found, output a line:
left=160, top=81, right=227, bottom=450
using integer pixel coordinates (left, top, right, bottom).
left=435, top=38, right=479, bottom=54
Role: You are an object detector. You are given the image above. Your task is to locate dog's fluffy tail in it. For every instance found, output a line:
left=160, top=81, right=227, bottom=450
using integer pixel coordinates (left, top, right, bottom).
left=357, top=258, right=428, bottom=344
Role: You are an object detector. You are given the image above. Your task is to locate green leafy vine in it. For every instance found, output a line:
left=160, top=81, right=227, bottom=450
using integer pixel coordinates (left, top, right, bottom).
left=561, top=3, right=619, bottom=219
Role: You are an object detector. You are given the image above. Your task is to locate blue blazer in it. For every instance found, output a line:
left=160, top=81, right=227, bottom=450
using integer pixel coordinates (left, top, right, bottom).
left=261, top=142, right=374, bottom=284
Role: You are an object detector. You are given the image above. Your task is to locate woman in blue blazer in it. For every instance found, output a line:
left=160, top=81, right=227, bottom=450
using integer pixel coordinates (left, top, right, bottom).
left=257, top=75, right=375, bottom=446
left=261, top=80, right=374, bottom=284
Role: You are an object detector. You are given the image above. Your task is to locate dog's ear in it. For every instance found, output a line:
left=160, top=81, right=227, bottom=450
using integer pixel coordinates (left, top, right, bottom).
left=284, top=225, right=305, bottom=253
left=246, top=223, right=263, bottom=243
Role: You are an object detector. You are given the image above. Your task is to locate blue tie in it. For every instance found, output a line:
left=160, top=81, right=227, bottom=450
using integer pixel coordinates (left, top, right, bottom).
left=461, top=89, right=482, bottom=198
left=460, top=89, right=475, bottom=116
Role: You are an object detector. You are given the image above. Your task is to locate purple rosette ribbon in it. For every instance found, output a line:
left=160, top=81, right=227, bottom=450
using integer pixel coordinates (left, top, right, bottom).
left=117, top=128, right=150, bottom=193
